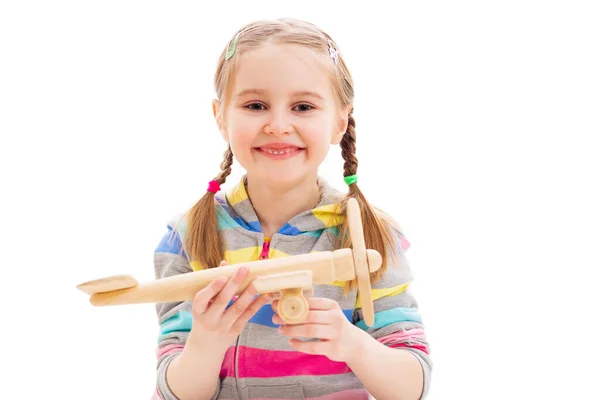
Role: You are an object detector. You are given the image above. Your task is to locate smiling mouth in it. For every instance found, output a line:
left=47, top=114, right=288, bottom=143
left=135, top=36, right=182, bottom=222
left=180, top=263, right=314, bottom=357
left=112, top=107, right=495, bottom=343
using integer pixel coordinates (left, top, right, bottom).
left=254, top=146, right=305, bottom=160
left=257, top=146, right=302, bottom=155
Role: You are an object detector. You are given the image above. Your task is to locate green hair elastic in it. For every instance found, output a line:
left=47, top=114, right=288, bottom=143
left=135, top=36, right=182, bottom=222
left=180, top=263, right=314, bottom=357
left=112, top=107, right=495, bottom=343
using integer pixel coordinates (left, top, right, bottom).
left=344, top=174, right=357, bottom=186
left=225, top=32, right=241, bottom=61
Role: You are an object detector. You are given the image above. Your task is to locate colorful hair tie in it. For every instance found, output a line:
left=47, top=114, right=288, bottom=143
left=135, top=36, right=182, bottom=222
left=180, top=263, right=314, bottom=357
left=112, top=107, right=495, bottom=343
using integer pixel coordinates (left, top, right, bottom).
left=344, top=174, right=357, bottom=186
left=207, top=180, right=221, bottom=193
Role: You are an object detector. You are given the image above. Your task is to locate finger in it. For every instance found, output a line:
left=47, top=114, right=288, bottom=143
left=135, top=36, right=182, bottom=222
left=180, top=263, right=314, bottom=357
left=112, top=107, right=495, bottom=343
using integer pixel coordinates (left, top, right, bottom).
left=273, top=309, right=332, bottom=325
left=205, top=266, right=249, bottom=317
left=221, top=280, right=259, bottom=328
left=192, top=276, right=228, bottom=317
left=219, top=260, right=228, bottom=267
left=230, top=293, right=272, bottom=332
left=306, top=297, right=338, bottom=310
left=288, top=338, right=328, bottom=355
left=278, top=323, right=336, bottom=340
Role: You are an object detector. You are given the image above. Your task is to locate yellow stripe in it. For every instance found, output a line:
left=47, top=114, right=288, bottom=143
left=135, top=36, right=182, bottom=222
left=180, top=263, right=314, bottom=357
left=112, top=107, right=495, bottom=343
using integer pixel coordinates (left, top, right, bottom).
left=184, top=246, right=296, bottom=266
left=190, top=246, right=262, bottom=270
left=190, top=260, right=203, bottom=271
left=225, top=247, right=261, bottom=264
left=312, top=204, right=344, bottom=227
left=355, top=283, right=409, bottom=309
left=268, top=248, right=289, bottom=259
left=226, top=176, right=248, bottom=206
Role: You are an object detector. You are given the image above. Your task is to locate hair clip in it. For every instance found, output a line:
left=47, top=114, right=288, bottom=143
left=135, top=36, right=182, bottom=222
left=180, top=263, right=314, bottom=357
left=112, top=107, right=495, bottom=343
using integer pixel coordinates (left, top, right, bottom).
left=225, top=32, right=241, bottom=61
left=328, top=39, right=339, bottom=65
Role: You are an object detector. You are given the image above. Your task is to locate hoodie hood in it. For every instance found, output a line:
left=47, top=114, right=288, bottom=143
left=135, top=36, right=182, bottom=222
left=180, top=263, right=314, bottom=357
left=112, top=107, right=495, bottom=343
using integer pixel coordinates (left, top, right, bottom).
left=215, top=175, right=346, bottom=237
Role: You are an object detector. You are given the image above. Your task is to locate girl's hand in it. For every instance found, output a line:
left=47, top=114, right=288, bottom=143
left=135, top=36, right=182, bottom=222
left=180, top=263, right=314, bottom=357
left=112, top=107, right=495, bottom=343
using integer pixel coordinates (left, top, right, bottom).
left=189, top=261, right=271, bottom=351
left=273, top=297, right=369, bottom=362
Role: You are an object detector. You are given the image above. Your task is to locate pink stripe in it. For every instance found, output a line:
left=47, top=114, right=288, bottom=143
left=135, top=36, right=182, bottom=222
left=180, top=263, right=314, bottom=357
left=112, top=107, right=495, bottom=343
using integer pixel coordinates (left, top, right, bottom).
left=220, top=346, right=352, bottom=378
left=377, top=329, right=429, bottom=354
left=250, top=389, right=371, bottom=400
left=389, top=342, right=429, bottom=354
left=151, top=388, right=162, bottom=399
left=399, top=236, right=411, bottom=252
left=377, top=329, right=426, bottom=346
left=156, top=343, right=184, bottom=359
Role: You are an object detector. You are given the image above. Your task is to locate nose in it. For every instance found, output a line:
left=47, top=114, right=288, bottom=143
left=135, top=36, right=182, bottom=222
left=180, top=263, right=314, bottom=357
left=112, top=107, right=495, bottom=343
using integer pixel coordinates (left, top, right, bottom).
left=263, top=108, right=293, bottom=136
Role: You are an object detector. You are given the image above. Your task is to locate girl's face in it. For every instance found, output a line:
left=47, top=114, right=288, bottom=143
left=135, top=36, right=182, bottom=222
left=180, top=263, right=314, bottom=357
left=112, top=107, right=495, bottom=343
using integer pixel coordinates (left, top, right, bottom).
left=214, top=43, right=350, bottom=187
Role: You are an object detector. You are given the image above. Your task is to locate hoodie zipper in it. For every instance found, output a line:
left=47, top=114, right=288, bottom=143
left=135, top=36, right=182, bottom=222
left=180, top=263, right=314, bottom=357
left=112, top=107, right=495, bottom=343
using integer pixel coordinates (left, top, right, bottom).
left=259, top=240, right=270, bottom=260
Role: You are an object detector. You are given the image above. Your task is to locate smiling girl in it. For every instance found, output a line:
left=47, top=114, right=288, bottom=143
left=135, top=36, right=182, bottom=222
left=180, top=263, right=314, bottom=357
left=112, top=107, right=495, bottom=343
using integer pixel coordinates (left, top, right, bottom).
left=153, top=18, right=432, bottom=400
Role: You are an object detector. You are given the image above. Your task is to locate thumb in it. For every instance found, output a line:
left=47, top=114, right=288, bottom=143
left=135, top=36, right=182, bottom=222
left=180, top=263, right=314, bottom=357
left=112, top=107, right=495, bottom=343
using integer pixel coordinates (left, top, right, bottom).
left=219, top=260, right=229, bottom=267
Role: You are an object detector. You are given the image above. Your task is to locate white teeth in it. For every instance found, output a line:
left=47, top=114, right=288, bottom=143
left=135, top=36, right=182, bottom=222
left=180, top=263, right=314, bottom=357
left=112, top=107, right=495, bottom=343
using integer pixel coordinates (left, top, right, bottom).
left=264, top=148, right=295, bottom=155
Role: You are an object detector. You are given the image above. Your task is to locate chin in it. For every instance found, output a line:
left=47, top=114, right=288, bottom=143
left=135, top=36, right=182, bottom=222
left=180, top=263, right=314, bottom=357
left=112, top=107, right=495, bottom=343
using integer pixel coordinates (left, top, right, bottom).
left=255, top=168, right=310, bottom=186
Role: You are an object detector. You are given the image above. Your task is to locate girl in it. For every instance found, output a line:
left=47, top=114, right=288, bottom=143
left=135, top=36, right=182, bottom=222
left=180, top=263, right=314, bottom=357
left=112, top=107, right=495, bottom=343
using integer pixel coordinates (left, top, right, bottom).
left=153, top=18, right=431, bottom=400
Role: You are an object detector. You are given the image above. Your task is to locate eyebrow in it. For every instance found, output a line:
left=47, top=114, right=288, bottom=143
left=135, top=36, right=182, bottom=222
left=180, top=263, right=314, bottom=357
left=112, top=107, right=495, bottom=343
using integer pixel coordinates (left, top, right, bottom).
left=234, top=89, right=325, bottom=100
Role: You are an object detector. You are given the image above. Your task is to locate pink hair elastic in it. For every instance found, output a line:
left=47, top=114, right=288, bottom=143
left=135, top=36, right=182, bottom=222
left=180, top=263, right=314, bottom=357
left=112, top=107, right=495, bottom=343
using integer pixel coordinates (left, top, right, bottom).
left=207, top=180, right=221, bottom=193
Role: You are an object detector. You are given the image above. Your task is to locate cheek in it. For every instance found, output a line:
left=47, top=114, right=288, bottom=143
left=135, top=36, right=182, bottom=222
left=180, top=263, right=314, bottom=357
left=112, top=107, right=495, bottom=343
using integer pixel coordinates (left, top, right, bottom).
left=225, top=117, right=258, bottom=164
left=305, top=121, right=335, bottom=157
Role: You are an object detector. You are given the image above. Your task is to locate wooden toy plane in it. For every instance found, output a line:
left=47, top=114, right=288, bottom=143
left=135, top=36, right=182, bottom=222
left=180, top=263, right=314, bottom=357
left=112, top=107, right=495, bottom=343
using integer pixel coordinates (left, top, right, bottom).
left=76, top=198, right=382, bottom=327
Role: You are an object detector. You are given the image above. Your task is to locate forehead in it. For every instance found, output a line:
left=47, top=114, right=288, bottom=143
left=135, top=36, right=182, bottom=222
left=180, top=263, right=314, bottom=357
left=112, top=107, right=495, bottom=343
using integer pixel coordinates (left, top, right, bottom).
left=233, top=43, right=334, bottom=99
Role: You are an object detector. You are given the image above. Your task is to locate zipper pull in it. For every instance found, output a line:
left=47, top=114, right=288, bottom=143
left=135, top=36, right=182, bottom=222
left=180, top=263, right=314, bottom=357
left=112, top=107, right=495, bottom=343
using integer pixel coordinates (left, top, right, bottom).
left=259, top=241, right=270, bottom=260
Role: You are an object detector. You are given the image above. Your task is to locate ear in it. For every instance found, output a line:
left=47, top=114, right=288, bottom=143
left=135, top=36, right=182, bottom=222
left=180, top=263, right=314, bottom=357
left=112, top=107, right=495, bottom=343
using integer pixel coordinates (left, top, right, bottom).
left=212, top=99, right=229, bottom=142
left=331, top=104, right=353, bottom=145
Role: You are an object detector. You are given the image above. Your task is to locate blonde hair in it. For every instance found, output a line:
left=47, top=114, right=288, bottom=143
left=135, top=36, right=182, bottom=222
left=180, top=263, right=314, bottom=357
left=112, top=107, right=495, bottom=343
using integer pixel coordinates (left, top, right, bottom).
left=181, top=18, right=399, bottom=292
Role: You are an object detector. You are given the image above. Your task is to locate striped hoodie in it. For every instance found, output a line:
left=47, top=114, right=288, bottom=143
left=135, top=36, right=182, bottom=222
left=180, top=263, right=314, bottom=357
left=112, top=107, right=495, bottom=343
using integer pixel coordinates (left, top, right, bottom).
left=152, top=175, right=432, bottom=400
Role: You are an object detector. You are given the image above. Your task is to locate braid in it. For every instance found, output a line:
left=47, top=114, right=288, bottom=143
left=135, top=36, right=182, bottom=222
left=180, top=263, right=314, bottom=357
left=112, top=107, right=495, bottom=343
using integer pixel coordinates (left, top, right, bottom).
left=341, top=113, right=357, bottom=177
left=216, top=146, right=234, bottom=183
left=183, top=145, right=234, bottom=270
left=337, top=111, right=396, bottom=293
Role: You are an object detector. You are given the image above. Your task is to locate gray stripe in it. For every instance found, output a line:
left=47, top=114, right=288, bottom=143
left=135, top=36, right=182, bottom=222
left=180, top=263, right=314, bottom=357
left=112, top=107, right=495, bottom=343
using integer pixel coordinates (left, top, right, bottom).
left=233, top=198, right=260, bottom=224
left=272, top=234, right=318, bottom=255
left=245, top=322, right=290, bottom=351
left=158, top=331, right=190, bottom=347
left=156, top=349, right=222, bottom=400
left=403, top=348, right=432, bottom=400
left=353, top=288, right=419, bottom=319
left=222, top=373, right=365, bottom=399
left=154, top=252, right=193, bottom=324
left=360, top=321, right=426, bottom=340
left=370, top=253, right=413, bottom=289
left=221, top=228, right=261, bottom=251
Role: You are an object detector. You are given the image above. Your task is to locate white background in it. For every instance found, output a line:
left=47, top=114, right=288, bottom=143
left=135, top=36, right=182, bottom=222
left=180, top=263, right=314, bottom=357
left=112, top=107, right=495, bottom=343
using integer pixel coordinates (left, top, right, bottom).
left=1, top=1, right=598, bottom=399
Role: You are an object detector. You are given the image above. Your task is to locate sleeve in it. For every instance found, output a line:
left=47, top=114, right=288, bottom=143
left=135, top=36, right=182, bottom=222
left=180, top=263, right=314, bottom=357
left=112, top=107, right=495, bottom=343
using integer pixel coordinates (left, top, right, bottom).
left=152, top=222, right=221, bottom=400
left=352, top=225, right=433, bottom=399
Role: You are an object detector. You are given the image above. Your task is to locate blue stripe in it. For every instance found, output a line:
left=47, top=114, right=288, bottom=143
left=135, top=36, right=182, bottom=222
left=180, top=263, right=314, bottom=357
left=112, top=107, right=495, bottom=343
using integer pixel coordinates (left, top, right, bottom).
left=278, top=223, right=302, bottom=235
left=233, top=217, right=262, bottom=232
left=158, top=310, right=192, bottom=342
left=216, top=205, right=245, bottom=231
left=158, top=299, right=239, bottom=341
left=355, top=307, right=422, bottom=331
left=301, top=229, right=322, bottom=238
left=301, top=226, right=339, bottom=238
left=155, top=227, right=185, bottom=256
left=158, top=304, right=355, bottom=341
left=249, top=304, right=354, bottom=328
left=215, top=203, right=262, bottom=232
